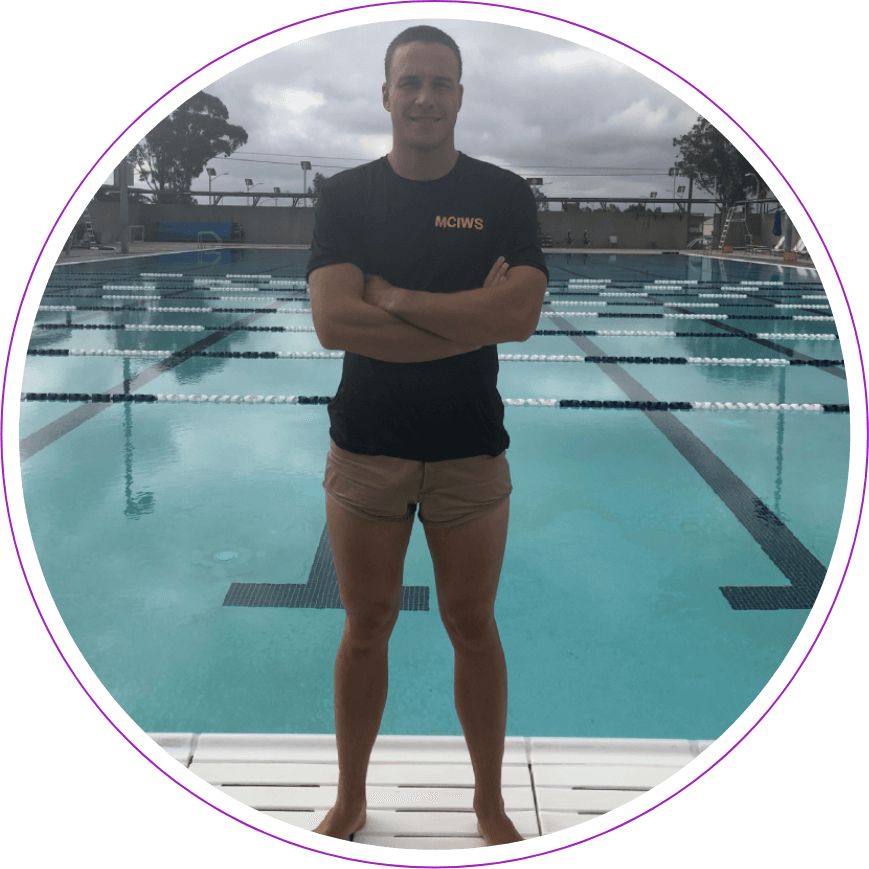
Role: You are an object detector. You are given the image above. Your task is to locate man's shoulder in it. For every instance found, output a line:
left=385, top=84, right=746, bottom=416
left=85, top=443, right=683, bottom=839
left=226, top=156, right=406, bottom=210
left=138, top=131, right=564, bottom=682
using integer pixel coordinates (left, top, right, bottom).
left=458, top=154, right=526, bottom=189
left=322, top=158, right=386, bottom=194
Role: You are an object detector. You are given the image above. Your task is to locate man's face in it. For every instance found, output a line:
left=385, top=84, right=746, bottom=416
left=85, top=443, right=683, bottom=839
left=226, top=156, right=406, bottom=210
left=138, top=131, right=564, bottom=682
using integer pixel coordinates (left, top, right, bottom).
left=382, top=41, right=463, bottom=153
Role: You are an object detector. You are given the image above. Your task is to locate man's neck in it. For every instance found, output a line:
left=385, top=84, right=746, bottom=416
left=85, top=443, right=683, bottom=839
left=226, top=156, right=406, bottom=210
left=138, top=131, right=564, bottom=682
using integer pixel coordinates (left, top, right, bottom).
left=386, top=145, right=459, bottom=181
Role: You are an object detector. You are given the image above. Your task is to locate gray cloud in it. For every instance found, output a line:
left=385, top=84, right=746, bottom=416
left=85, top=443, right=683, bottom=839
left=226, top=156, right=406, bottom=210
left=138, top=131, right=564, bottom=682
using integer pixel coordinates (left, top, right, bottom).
left=167, top=19, right=714, bottom=206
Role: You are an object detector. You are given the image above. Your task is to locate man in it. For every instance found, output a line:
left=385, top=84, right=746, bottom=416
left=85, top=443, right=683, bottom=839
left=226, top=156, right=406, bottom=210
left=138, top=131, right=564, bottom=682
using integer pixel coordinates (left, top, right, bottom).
left=306, top=25, right=548, bottom=847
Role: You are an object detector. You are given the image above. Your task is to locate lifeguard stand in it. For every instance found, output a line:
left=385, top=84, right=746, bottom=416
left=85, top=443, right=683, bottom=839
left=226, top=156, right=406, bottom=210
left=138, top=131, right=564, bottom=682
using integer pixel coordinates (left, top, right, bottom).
left=718, top=202, right=752, bottom=251
left=67, top=202, right=116, bottom=251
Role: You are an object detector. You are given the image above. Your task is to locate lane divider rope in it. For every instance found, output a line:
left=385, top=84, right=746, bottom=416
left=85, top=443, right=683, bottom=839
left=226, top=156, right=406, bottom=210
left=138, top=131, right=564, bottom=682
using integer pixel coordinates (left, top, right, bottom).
left=30, top=280, right=850, bottom=413
left=25, top=348, right=845, bottom=367
left=19, top=391, right=849, bottom=412
left=33, top=312, right=836, bottom=329
left=39, top=296, right=830, bottom=314
left=32, top=310, right=840, bottom=342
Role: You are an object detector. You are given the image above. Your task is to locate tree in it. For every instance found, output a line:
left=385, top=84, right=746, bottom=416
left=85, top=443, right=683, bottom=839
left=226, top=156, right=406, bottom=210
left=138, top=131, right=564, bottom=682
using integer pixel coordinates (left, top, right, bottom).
left=531, top=185, right=548, bottom=211
left=131, top=91, right=248, bottom=204
left=306, top=171, right=327, bottom=206
left=673, top=116, right=766, bottom=210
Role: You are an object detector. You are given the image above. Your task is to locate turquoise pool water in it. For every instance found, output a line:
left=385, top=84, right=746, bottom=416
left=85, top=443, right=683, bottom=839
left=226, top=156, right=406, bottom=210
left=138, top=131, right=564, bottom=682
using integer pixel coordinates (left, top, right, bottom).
left=19, top=250, right=848, bottom=739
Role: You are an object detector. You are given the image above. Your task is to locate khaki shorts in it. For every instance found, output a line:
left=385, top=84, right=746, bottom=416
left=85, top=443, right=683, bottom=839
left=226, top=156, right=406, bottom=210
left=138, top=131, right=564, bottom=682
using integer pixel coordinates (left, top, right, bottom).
left=323, top=440, right=512, bottom=529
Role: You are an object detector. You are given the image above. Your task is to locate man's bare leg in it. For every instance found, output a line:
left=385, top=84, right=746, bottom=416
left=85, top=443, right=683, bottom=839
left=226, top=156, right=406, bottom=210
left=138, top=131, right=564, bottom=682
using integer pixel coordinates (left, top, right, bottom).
left=314, top=496, right=414, bottom=840
left=425, top=500, right=520, bottom=846
left=314, top=625, right=388, bottom=839
left=454, top=624, right=524, bottom=845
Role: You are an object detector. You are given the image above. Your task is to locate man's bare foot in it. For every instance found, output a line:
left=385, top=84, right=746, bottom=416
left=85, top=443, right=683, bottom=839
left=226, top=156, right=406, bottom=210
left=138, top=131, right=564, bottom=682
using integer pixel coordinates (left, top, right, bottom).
left=475, top=810, right=524, bottom=846
left=313, top=803, right=366, bottom=840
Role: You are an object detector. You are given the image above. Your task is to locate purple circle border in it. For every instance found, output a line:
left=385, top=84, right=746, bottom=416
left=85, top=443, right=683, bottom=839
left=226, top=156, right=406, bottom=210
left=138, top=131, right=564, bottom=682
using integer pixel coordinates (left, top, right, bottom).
left=3, top=0, right=867, bottom=867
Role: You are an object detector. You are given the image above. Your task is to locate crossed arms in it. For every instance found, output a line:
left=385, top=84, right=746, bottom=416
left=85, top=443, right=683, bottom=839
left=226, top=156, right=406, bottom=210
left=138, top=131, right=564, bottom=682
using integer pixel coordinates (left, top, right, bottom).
left=308, top=257, right=548, bottom=364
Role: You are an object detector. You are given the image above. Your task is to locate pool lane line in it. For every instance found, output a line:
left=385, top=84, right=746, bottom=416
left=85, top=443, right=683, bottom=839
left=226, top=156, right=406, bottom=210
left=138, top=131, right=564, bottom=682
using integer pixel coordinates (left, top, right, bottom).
left=19, top=311, right=269, bottom=463
left=19, top=290, right=847, bottom=461
left=545, top=308, right=828, bottom=610
left=19, top=284, right=826, bottom=610
left=626, top=287, right=846, bottom=381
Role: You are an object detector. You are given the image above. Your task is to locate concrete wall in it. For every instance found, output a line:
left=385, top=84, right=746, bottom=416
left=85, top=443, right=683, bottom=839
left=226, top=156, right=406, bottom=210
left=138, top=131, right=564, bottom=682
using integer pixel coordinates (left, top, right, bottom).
left=87, top=201, right=704, bottom=249
left=537, top=209, right=704, bottom=249
left=88, top=201, right=316, bottom=245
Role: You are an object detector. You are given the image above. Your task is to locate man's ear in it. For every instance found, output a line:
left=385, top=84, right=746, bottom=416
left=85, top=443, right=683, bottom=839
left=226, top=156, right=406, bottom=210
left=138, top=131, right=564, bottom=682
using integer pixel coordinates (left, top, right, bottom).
left=382, top=81, right=390, bottom=112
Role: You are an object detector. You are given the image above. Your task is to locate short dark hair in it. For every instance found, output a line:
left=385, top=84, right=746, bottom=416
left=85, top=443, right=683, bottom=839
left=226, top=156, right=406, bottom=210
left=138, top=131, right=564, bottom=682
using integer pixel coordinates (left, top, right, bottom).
left=384, top=25, right=462, bottom=84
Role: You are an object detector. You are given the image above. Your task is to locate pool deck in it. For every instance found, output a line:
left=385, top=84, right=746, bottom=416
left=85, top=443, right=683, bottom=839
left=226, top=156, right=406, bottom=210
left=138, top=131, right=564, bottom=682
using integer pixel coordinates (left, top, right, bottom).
left=149, top=732, right=713, bottom=849
left=54, top=242, right=815, bottom=269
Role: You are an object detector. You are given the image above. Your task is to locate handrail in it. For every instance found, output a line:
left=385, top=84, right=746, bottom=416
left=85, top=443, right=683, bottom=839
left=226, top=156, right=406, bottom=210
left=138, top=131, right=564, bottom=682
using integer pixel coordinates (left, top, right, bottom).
left=196, top=230, right=223, bottom=249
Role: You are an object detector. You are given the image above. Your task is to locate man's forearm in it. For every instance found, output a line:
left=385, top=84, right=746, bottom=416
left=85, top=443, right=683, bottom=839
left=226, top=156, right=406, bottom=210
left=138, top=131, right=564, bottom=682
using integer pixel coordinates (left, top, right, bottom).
left=320, top=299, right=481, bottom=363
left=386, top=286, right=520, bottom=345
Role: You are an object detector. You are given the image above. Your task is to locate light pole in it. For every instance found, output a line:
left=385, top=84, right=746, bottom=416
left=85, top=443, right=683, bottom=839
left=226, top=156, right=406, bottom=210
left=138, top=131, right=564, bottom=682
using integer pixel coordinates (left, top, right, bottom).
left=273, top=186, right=281, bottom=207
left=743, top=172, right=761, bottom=244
left=668, top=167, right=679, bottom=212
left=525, top=177, right=547, bottom=211
left=118, top=156, right=131, bottom=253
left=649, top=191, right=657, bottom=217
left=300, top=161, right=312, bottom=206
left=206, top=168, right=228, bottom=206
left=245, top=178, right=262, bottom=206
left=744, top=172, right=760, bottom=215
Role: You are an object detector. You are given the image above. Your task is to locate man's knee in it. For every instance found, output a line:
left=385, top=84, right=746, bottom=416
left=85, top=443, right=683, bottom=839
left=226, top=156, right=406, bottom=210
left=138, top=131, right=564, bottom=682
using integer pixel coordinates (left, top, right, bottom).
left=440, top=605, right=497, bottom=652
left=344, top=599, right=402, bottom=648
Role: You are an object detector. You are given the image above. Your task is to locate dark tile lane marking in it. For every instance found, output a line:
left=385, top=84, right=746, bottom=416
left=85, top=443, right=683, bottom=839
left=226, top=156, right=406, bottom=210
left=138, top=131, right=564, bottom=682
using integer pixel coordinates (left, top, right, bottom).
left=546, top=308, right=828, bottom=610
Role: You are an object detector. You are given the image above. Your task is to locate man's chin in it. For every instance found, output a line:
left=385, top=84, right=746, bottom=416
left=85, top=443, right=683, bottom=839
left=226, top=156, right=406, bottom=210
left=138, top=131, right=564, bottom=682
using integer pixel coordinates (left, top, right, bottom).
left=406, top=137, right=449, bottom=153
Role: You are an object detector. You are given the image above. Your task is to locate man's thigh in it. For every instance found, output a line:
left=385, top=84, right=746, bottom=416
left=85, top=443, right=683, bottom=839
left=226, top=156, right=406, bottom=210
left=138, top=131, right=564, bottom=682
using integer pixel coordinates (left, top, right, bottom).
left=326, top=495, right=415, bottom=620
left=425, top=498, right=510, bottom=642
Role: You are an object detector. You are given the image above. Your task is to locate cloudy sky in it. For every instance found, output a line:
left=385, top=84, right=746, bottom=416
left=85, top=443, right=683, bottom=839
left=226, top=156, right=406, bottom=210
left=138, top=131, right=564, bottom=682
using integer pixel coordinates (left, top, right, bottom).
left=135, top=19, right=718, bottom=211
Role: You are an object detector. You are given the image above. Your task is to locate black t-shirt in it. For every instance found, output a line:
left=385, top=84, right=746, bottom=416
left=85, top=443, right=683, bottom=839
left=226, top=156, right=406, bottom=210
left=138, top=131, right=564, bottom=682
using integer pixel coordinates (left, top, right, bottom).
left=306, top=152, right=548, bottom=461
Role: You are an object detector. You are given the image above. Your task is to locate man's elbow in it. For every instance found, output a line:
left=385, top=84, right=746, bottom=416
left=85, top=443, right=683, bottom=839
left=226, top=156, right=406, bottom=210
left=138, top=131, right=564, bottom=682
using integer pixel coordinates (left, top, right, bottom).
left=314, top=320, right=343, bottom=350
left=486, top=313, right=527, bottom=345
left=511, top=309, right=542, bottom=343
left=314, top=325, right=335, bottom=350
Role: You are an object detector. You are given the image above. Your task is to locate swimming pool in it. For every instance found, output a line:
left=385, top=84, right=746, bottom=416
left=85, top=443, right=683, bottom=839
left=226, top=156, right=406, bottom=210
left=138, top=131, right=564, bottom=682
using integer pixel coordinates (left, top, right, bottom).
left=19, top=250, right=848, bottom=740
